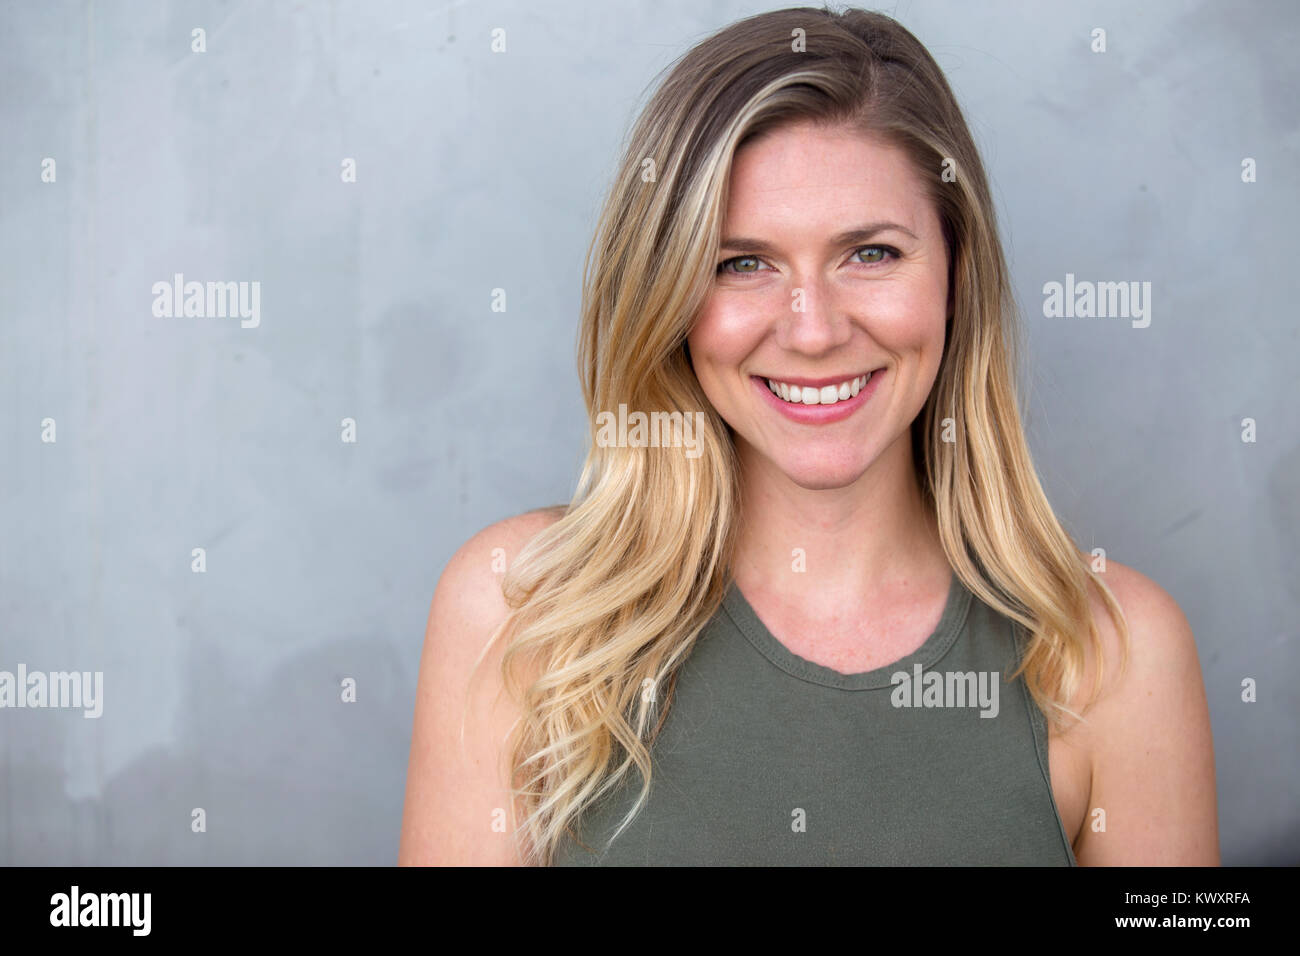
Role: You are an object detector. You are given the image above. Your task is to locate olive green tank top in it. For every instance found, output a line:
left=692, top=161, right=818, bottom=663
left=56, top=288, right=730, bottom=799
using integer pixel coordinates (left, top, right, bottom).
left=551, top=570, right=1078, bottom=865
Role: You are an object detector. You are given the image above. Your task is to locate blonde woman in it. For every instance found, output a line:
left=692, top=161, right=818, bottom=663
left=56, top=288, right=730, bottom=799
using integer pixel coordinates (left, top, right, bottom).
left=399, top=6, right=1218, bottom=866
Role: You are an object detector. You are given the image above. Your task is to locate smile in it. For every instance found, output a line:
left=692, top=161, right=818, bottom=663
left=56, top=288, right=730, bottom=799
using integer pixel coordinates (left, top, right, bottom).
left=750, top=368, right=884, bottom=425
left=764, top=372, right=873, bottom=406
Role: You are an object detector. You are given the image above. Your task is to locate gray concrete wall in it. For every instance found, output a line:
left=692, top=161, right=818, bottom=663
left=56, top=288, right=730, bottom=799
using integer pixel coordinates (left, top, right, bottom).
left=0, top=0, right=1295, bottom=864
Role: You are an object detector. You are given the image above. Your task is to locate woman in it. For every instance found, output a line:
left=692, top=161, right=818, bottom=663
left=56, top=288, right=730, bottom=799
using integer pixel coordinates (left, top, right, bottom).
left=399, top=6, right=1218, bottom=866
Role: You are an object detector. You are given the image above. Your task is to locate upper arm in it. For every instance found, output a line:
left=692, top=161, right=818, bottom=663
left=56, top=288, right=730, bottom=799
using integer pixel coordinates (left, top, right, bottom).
left=1072, top=562, right=1220, bottom=865
left=397, top=507, right=564, bottom=866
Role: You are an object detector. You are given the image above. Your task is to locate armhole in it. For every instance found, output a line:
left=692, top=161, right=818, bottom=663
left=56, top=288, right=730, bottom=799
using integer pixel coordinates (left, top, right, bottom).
left=1011, top=619, right=1079, bottom=867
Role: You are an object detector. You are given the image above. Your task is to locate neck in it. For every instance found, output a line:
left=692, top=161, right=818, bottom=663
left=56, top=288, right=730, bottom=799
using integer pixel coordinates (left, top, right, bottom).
left=731, top=429, right=949, bottom=607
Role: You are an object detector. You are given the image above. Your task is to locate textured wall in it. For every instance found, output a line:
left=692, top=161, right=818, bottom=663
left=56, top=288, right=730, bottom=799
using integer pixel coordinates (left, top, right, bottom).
left=0, top=0, right=1295, bottom=864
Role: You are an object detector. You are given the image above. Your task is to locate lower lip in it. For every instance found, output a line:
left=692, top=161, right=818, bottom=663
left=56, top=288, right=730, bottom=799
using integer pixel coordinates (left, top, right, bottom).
left=752, top=370, right=883, bottom=424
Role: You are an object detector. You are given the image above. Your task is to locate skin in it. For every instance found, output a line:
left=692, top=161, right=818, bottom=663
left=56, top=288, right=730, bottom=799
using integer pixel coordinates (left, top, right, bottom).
left=687, top=120, right=957, bottom=670
left=398, top=120, right=1219, bottom=866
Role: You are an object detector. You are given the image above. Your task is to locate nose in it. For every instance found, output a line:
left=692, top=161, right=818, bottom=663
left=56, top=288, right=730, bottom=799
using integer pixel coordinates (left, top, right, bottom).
left=775, top=275, right=853, bottom=355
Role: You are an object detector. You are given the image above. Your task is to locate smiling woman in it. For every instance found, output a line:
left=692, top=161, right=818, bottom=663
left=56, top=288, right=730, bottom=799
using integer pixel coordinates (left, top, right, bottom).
left=398, top=5, right=1219, bottom=867
left=692, top=128, right=949, bottom=485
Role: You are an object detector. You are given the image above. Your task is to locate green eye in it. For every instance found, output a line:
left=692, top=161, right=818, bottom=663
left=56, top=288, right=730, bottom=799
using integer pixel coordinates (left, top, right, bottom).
left=718, top=255, right=762, bottom=274
left=855, top=246, right=895, bottom=264
left=717, top=246, right=899, bottom=276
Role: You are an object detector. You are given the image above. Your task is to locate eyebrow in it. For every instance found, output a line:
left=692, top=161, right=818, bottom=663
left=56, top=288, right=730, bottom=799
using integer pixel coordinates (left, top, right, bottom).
left=719, top=221, right=920, bottom=254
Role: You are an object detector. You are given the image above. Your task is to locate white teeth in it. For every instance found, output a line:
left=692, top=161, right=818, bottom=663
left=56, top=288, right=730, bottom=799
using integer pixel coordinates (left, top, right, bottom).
left=765, top=371, right=873, bottom=406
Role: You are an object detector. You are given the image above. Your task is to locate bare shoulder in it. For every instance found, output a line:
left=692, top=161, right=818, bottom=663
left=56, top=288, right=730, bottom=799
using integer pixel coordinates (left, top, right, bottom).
left=444, top=505, right=567, bottom=598
left=397, top=505, right=566, bottom=866
left=1069, top=559, right=1220, bottom=864
left=418, top=504, right=568, bottom=684
left=1081, top=560, right=1197, bottom=691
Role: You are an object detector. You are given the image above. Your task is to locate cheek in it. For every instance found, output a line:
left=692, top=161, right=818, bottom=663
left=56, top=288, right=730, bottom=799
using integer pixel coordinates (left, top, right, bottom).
left=862, top=281, right=947, bottom=351
left=688, top=301, right=765, bottom=375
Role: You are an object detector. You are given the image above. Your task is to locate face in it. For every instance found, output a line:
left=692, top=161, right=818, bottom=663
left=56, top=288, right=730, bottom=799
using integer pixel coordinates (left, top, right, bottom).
left=687, top=120, right=950, bottom=491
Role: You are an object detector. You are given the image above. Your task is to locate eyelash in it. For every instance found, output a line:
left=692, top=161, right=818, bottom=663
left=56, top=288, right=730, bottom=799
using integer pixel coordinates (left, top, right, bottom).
left=716, top=245, right=901, bottom=276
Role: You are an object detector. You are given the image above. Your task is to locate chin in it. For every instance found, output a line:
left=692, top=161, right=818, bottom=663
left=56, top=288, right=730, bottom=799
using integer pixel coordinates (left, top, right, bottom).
left=778, top=457, right=871, bottom=491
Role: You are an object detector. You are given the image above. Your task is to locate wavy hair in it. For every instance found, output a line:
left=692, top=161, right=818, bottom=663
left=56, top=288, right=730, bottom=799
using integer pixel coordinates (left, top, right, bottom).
left=470, top=4, right=1131, bottom=866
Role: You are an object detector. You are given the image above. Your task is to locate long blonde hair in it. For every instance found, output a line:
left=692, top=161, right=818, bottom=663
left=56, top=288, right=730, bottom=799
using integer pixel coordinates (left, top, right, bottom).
left=474, top=5, right=1130, bottom=866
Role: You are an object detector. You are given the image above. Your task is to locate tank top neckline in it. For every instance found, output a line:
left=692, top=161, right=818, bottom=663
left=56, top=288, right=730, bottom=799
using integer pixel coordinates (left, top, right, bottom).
left=720, top=568, right=972, bottom=691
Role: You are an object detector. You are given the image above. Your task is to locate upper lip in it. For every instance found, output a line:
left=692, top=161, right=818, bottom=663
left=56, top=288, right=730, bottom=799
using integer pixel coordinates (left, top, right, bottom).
left=754, top=368, right=881, bottom=389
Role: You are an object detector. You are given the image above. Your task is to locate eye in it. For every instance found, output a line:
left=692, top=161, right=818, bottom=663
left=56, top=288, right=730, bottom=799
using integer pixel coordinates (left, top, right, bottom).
left=716, top=254, right=766, bottom=275
left=852, top=245, right=900, bottom=265
left=716, top=245, right=902, bottom=277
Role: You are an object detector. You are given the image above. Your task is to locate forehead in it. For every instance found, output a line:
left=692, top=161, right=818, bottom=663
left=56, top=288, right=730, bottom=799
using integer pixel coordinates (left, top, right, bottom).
left=725, top=122, right=933, bottom=235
